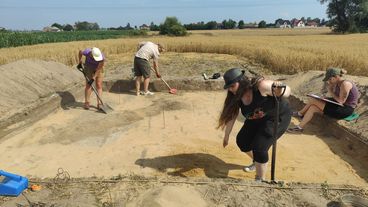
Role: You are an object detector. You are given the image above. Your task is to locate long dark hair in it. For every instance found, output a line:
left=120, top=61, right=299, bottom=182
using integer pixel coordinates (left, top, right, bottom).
left=217, top=76, right=257, bottom=129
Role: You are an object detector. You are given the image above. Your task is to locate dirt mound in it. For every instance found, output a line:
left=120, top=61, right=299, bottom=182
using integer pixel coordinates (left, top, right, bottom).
left=0, top=59, right=83, bottom=125
left=278, top=70, right=368, bottom=143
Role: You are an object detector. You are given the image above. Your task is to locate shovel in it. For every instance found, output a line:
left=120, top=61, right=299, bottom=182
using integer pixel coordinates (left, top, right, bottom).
left=270, top=83, right=286, bottom=184
left=151, top=68, right=177, bottom=94
left=161, top=77, right=177, bottom=94
left=77, top=66, right=113, bottom=114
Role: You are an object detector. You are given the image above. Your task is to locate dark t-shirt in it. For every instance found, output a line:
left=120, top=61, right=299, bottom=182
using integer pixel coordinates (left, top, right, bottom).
left=239, top=89, right=290, bottom=123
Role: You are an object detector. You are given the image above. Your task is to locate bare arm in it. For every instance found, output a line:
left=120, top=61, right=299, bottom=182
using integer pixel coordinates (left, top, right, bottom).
left=258, top=79, right=291, bottom=97
left=152, top=59, right=160, bottom=77
left=152, top=60, right=158, bottom=72
left=335, top=81, right=352, bottom=104
left=223, top=115, right=237, bottom=148
left=78, top=50, right=83, bottom=64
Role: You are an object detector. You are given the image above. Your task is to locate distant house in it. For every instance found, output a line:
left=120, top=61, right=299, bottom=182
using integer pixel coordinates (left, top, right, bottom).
left=291, top=19, right=305, bottom=28
left=139, top=24, right=150, bottom=30
left=282, top=21, right=290, bottom=28
left=43, top=26, right=61, bottom=32
left=275, top=19, right=283, bottom=27
left=306, top=21, right=318, bottom=27
left=275, top=19, right=291, bottom=28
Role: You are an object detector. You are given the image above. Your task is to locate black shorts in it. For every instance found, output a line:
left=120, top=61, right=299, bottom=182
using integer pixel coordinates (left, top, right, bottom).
left=236, top=113, right=291, bottom=154
left=134, top=57, right=151, bottom=78
left=323, top=99, right=354, bottom=119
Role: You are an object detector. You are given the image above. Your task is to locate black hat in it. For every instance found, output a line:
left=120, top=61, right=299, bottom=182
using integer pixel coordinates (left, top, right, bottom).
left=223, top=68, right=245, bottom=89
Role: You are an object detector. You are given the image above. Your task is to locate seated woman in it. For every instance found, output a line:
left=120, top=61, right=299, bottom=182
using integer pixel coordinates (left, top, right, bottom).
left=288, top=67, right=360, bottom=133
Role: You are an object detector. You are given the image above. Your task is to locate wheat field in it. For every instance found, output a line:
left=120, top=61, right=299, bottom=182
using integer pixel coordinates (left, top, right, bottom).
left=1, top=28, right=367, bottom=75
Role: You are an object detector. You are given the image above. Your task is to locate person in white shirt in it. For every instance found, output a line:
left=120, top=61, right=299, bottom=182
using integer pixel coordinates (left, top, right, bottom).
left=134, top=41, right=164, bottom=96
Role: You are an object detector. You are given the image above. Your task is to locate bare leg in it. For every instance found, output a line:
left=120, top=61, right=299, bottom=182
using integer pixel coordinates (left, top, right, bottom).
left=135, top=76, right=142, bottom=95
left=299, top=105, right=324, bottom=128
left=299, top=98, right=325, bottom=115
left=95, top=75, right=103, bottom=106
left=143, top=77, right=150, bottom=92
left=85, top=82, right=92, bottom=104
left=255, top=162, right=268, bottom=180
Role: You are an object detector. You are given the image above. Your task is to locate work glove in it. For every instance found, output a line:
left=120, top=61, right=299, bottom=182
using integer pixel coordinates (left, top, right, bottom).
left=77, top=63, right=83, bottom=69
left=87, top=78, right=94, bottom=85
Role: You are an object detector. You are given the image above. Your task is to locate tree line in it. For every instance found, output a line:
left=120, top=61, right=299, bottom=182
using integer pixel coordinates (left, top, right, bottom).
left=1, top=0, right=367, bottom=35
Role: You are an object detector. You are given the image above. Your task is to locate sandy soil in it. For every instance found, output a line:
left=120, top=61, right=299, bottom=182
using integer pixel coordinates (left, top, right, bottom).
left=1, top=58, right=368, bottom=206
left=0, top=91, right=366, bottom=186
left=1, top=91, right=368, bottom=206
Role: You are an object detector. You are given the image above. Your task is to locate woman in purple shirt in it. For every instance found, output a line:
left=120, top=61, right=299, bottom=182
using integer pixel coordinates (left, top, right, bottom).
left=289, top=67, right=360, bottom=133
left=78, top=47, right=105, bottom=110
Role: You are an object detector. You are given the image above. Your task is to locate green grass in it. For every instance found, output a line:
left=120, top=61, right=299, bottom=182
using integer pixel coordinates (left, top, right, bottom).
left=0, top=30, right=147, bottom=48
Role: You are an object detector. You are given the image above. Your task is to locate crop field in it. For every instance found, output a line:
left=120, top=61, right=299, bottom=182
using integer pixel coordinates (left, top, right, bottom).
left=0, top=28, right=368, bottom=75
left=0, top=30, right=146, bottom=48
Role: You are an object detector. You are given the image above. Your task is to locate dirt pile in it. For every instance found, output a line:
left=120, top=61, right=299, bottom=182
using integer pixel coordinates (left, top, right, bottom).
left=0, top=59, right=83, bottom=128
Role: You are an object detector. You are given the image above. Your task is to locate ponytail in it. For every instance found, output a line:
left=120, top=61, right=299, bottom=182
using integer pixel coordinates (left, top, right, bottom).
left=340, top=69, right=347, bottom=75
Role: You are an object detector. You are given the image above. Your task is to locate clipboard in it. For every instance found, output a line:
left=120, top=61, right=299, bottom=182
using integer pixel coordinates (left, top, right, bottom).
left=307, top=94, right=344, bottom=106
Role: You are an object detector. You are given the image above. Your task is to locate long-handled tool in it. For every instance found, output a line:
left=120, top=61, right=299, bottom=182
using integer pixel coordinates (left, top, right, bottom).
left=151, top=68, right=177, bottom=94
left=161, top=77, right=177, bottom=94
left=270, top=83, right=286, bottom=183
left=77, top=66, right=113, bottom=114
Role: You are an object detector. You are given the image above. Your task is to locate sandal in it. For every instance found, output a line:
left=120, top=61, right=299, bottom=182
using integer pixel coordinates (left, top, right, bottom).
left=83, top=102, right=90, bottom=110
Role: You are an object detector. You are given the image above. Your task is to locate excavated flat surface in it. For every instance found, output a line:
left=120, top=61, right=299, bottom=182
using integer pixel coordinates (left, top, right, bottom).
left=1, top=91, right=367, bottom=187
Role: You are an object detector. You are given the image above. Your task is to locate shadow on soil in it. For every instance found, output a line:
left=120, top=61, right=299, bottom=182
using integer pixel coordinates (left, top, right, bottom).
left=56, top=91, right=85, bottom=110
left=135, top=153, right=244, bottom=178
left=106, top=80, right=163, bottom=94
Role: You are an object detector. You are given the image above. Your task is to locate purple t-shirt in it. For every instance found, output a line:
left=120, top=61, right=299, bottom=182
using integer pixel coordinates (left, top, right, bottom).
left=82, top=48, right=105, bottom=70
left=334, top=80, right=359, bottom=108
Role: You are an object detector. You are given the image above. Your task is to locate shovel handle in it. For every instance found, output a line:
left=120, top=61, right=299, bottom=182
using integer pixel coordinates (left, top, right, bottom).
left=160, top=77, right=172, bottom=90
left=150, top=67, right=173, bottom=90
left=272, top=83, right=287, bottom=98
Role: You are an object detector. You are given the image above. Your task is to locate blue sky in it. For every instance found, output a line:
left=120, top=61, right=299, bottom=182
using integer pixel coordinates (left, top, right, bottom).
left=0, top=0, right=327, bottom=30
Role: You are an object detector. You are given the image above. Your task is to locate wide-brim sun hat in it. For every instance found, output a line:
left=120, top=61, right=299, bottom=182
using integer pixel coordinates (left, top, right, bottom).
left=91, top=47, right=103, bottom=61
left=223, top=68, right=245, bottom=89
